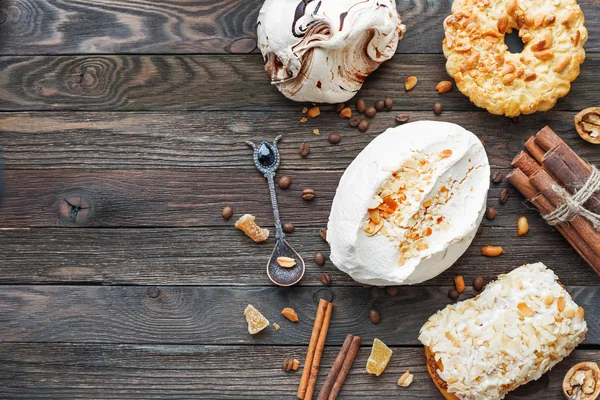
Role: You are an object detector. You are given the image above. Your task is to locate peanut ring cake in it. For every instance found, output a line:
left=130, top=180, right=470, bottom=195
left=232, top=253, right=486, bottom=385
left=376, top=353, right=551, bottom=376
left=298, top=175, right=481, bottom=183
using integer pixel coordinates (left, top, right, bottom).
left=443, top=0, right=588, bottom=117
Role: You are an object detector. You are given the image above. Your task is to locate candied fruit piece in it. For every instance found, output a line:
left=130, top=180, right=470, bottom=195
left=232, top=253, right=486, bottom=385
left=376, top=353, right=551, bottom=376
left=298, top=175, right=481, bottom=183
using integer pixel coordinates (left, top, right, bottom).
left=244, top=304, right=269, bottom=335
left=366, top=338, right=393, bottom=376
left=235, top=214, right=269, bottom=242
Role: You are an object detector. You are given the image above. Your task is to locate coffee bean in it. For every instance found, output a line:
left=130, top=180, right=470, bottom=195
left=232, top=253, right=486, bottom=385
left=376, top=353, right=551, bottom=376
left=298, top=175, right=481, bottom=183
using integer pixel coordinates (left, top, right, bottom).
left=314, top=252, right=326, bottom=266
left=321, top=272, right=331, bottom=285
left=356, top=98, right=367, bottom=113
left=221, top=206, right=233, bottom=220
left=349, top=116, right=361, bottom=127
left=433, top=102, right=443, bottom=115
left=386, top=287, right=398, bottom=297
left=320, top=228, right=328, bottom=242
left=473, top=276, right=485, bottom=291
left=364, top=106, right=377, bottom=118
left=279, top=175, right=292, bottom=189
left=301, top=188, right=315, bottom=201
left=335, top=102, right=346, bottom=113
left=499, top=188, right=509, bottom=204
left=299, top=142, right=310, bottom=158
left=283, top=223, right=295, bottom=233
left=477, top=224, right=483, bottom=235
left=328, top=133, right=341, bottom=144
left=374, top=100, right=385, bottom=111
left=384, top=97, right=393, bottom=110
left=486, top=207, right=497, bottom=220
left=448, top=288, right=460, bottom=301
left=395, top=113, right=409, bottom=124
left=492, top=171, right=503, bottom=184
left=369, top=309, right=381, bottom=324
left=358, top=120, right=369, bottom=132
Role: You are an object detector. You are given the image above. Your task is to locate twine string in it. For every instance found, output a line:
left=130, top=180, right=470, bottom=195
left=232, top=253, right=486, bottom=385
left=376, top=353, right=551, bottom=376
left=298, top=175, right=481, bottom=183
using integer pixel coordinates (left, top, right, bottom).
left=544, top=165, right=600, bottom=230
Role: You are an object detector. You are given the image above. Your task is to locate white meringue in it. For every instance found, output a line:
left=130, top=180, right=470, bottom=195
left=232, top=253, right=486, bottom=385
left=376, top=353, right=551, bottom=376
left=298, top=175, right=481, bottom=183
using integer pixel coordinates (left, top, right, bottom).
left=257, top=0, right=405, bottom=103
left=327, top=121, right=490, bottom=286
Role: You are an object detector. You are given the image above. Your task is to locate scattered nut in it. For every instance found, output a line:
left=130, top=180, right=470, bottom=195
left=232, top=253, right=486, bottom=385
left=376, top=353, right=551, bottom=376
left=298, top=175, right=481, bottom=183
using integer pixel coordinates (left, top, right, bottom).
left=433, top=102, right=443, bottom=115
left=518, top=216, right=529, bottom=236
left=281, top=307, right=299, bottom=322
left=356, top=98, right=367, bottom=113
left=283, top=357, right=301, bottom=371
left=313, top=129, right=319, bottom=135
left=339, top=107, right=352, bottom=119
left=299, top=142, right=310, bottom=158
left=395, top=113, right=409, bottom=124
left=314, top=252, right=326, bottom=266
left=369, top=309, right=381, bottom=324
left=482, top=246, right=504, bottom=257
left=279, top=175, right=292, bottom=189
left=222, top=206, right=233, bottom=220
left=436, top=80, right=453, bottom=94
left=405, top=76, right=418, bottom=91
left=397, top=371, right=414, bottom=387
left=321, top=272, right=331, bottom=285
left=358, top=120, right=369, bottom=132
left=374, top=100, right=385, bottom=111
left=500, top=188, right=509, bottom=204
left=277, top=256, right=297, bottom=268
left=273, top=322, right=280, bottom=330
left=386, top=287, right=399, bottom=297
left=283, top=223, right=295, bottom=233
left=492, top=171, right=503, bottom=184
left=575, top=107, right=600, bottom=144
left=563, top=362, right=600, bottom=400
left=349, top=116, right=361, bottom=127
left=486, top=207, right=497, bottom=220
left=448, top=288, right=460, bottom=301
left=335, top=103, right=346, bottom=113
left=301, top=188, right=316, bottom=201
left=307, top=106, right=320, bottom=118
left=384, top=97, right=393, bottom=110
left=301, top=107, right=308, bottom=114
left=320, top=228, right=328, bottom=242
left=328, top=133, right=341, bottom=144
left=473, top=276, right=485, bottom=291
left=365, top=106, right=377, bottom=118
left=454, top=276, right=465, bottom=293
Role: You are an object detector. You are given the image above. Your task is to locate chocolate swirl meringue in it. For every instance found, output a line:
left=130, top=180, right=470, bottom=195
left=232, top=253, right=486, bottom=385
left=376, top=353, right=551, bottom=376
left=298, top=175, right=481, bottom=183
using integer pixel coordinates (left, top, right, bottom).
left=257, top=0, right=406, bottom=103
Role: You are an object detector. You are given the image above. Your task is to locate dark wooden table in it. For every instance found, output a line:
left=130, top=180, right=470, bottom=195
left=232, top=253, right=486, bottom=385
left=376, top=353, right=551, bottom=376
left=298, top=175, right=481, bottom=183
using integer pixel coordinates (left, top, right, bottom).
left=1, top=1, right=599, bottom=398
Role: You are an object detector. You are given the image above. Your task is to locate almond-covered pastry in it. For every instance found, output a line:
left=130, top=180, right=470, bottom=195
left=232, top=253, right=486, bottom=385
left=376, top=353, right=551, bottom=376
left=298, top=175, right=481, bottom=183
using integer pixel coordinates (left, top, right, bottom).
left=327, top=121, right=489, bottom=286
left=257, top=0, right=406, bottom=103
left=443, top=0, right=588, bottom=117
left=419, top=263, right=588, bottom=400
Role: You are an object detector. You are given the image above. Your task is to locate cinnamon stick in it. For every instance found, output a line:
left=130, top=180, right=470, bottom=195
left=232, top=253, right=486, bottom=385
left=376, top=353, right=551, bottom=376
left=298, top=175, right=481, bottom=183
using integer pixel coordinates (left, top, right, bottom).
left=534, top=125, right=563, bottom=151
left=511, top=150, right=542, bottom=177
left=524, top=136, right=546, bottom=164
left=298, top=299, right=329, bottom=399
left=508, top=168, right=600, bottom=274
left=304, top=301, right=333, bottom=400
left=530, top=170, right=600, bottom=258
left=328, top=335, right=362, bottom=400
left=543, top=146, right=600, bottom=214
left=317, top=335, right=354, bottom=400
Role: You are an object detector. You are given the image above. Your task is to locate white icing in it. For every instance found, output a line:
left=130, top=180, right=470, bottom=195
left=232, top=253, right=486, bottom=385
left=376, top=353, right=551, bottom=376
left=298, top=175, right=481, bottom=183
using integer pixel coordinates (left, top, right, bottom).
left=257, top=0, right=405, bottom=103
left=327, top=121, right=490, bottom=285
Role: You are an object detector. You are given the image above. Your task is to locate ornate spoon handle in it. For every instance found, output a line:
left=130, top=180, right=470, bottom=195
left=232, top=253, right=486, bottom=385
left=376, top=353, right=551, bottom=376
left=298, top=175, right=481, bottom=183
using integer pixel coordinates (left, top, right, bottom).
left=266, top=172, right=285, bottom=240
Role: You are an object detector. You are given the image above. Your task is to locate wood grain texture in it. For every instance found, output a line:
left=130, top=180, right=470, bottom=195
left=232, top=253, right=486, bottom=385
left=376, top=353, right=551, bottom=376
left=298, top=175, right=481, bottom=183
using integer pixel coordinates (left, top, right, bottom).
left=0, top=285, right=598, bottom=345
left=3, top=111, right=599, bottom=171
left=0, top=54, right=598, bottom=111
left=0, top=344, right=597, bottom=399
left=1, top=226, right=599, bottom=286
left=0, top=0, right=598, bottom=55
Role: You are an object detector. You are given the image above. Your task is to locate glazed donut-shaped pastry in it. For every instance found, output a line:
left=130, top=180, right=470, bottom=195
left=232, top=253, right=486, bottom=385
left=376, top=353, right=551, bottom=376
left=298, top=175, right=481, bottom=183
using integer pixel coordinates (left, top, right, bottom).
left=443, top=0, right=588, bottom=117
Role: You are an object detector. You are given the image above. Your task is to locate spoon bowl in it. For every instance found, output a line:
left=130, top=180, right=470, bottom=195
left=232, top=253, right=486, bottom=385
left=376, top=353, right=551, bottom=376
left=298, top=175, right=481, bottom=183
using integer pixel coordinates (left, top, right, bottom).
left=267, top=239, right=305, bottom=286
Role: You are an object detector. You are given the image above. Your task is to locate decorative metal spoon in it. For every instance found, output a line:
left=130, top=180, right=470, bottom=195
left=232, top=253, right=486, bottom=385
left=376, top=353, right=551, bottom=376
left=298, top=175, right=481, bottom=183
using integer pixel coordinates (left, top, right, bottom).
left=246, top=135, right=305, bottom=286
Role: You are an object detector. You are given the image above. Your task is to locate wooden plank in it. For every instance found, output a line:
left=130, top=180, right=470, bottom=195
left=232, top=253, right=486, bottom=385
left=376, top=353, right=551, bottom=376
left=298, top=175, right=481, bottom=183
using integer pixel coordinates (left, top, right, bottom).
left=0, top=344, right=597, bottom=399
left=0, top=285, right=597, bottom=345
left=0, top=0, right=598, bottom=55
left=0, top=226, right=598, bottom=286
left=2, top=111, right=598, bottom=171
left=0, top=54, right=597, bottom=111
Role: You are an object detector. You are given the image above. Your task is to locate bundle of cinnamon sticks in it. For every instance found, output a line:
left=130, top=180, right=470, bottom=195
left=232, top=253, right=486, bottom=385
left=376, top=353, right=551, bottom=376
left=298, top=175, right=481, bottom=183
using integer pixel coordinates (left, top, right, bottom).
left=508, top=126, right=600, bottom=276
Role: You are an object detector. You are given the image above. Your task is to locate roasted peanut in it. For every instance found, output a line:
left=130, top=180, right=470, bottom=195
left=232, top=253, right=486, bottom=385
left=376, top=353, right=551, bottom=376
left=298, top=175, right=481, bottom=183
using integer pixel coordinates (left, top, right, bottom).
left=482, top=246, right=504, bottom=257
left=518, top=216, right=529, bottom=236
